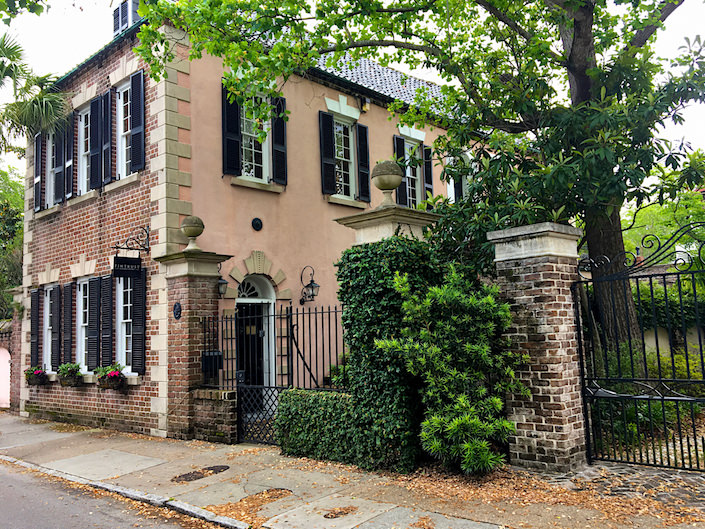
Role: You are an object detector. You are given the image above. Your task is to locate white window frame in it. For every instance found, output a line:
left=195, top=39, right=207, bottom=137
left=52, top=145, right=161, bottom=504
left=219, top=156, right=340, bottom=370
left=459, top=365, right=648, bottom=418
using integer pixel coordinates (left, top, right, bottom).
left=116, top=81, right=132, bottom=180
left=404, top=139, right=423, bottom=208
left=240, top=97, right=271, bottom=183
left=77, top=108, right=91, bottom=195
left=116, top=277, right=134, bottom=373
left=44, top=133, right=55, bottom=208
left=332, top=117, right=356, bottom=200
left=42, top=286, right=57, bottom=371
left=75, top=279, right=90, bottom=373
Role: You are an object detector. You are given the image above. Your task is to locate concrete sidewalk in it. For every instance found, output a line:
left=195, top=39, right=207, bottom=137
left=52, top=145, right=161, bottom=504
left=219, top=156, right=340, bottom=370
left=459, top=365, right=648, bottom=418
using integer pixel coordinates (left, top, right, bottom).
left=0, top=412, right=702, bottom=529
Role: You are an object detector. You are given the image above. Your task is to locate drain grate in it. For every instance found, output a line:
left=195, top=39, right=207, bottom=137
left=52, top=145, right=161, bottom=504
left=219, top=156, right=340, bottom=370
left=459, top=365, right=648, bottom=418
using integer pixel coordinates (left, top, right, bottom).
left=171, top=465, right=229, bottom=483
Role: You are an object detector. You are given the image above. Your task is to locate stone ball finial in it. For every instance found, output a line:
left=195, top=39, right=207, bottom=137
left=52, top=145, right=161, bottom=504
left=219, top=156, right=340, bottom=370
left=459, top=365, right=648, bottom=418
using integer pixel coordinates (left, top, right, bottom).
left=371, top=160, right=403, bottom=208
left=181, top=215, right=205, bottom=253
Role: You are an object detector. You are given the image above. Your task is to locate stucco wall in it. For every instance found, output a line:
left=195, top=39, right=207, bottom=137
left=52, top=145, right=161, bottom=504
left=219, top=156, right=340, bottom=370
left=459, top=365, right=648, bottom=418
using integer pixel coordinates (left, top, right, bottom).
left=189, top=54, right=446, bottom=308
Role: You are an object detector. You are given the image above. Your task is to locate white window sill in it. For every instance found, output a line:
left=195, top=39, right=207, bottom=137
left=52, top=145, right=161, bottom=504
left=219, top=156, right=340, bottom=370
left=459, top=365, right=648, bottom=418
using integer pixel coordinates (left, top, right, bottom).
left=79, top=373, right=142, bottom=385
left=105, top=172, right=141, bottom=194
left=230, top=176, right=284, bottom=194
left=34, top=205, right=60, bottom=220
left=325, top=195, right=369, bottom=209
left=47, top=373, right=58, bottom=382
left=67, top=190, right=99, bottom=208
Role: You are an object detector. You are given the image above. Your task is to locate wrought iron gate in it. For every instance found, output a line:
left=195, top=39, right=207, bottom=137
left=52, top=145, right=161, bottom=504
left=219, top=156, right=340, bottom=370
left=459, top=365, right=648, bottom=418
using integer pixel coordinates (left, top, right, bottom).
left=202, top=305, right=346, bottom=444
left=574, top=223, right=705, bottom=471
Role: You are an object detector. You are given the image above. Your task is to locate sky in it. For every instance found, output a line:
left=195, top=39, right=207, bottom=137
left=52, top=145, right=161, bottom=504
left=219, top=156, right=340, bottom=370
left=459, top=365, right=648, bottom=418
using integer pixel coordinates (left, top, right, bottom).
left=1, top=0, right=704, bottom=171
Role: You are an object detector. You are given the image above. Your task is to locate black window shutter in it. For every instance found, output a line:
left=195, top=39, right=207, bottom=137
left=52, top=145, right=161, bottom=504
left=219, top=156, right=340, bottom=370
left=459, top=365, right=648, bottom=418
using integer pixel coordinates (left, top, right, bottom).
left=53, top=129, right=65, bottom=204
left=65, top=113, right=75, bottom=199
left=394, top=135, right=408, bottom=206
left=453, top=177, right=463, bottom=202
left=50, top=287, right=61, bottom=371
left=113, top=6, right=120, bottom=33
left=132, top=269, right=147, bottom=375
left=271, top=97, right=287, bottom=185
left=33, top=134, right=42, bottom=212
left=30, top=289, right=40, bottom=366
left=120, top=0, right=128, bottom=29
left=87, top=277, right=101, bottom=370
left=222, top=85, right=242, bottom=175
left=89, top=97, right=102, bottom=190
left=102, top=91, right=113, bottom=185
left=130, top=70, right=145, bottom=173
left=319, top=111, right=336, bottom=195
left=100, top=275, right=113, bottom=367
left=63, top=282, right=73, bottom=363
left=423, top=145, right=433, bottom=200
left=356, top=123, right=370, bottom=202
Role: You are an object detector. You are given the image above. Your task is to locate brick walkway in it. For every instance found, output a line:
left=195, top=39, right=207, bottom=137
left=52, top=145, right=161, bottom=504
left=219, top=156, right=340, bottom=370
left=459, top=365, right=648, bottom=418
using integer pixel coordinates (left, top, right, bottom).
left=536, top=462, right=705, bottom=510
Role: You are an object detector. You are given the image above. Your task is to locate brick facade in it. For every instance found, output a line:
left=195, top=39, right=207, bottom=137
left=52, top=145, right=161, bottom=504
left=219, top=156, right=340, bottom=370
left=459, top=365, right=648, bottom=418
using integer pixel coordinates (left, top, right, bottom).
left=488, top=223, right=587, bottom=472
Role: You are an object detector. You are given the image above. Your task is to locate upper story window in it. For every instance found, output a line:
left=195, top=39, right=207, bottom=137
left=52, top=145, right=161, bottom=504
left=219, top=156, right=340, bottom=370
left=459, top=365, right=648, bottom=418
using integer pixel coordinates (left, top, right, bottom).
left=116, top=82, right=133, bottom=179
left=394, top=130, right=433, bottom=208
left=222, top=87, right=287, bottom=186
left=32, top=71, right=144, bottom=214
left=319, top=96, right=370, bottom=203
left=44, top=133, right=55, bottom=208
left=240, top=98, right=270, bottom=182
left=77, top=108, right=91, bottom=195
left=113, top=0, right=141, bottom=37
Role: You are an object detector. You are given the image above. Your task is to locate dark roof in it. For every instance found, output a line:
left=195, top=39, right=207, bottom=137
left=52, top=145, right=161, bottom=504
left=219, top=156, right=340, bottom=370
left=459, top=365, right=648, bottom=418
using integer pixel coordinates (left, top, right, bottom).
left=313, top=56, right=443, bottom=107
left=56, top=22, right=444, bottom=108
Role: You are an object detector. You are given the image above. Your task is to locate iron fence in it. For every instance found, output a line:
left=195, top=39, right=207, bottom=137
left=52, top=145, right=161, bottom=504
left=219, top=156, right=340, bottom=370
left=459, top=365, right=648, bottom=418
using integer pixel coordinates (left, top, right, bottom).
left=574, top=223, right=705, bottom=471
left=201, top=304, right=347, bottom=392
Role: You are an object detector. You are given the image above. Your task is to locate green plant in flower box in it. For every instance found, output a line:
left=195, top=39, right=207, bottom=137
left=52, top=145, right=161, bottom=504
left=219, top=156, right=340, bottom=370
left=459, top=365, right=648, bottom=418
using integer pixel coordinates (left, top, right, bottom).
left=57, top=362, right=82, bottom=387
left=95, top=363, right=126, bottom=389
left=24, top=365, right=47, bottom=385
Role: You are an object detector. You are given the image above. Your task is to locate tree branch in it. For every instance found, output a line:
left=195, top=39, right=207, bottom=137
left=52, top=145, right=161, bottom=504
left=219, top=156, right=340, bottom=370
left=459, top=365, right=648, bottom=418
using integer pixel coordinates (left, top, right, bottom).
left=319, top=39, right=442, bottom=57
left=628, top=0, right=686, bottom=49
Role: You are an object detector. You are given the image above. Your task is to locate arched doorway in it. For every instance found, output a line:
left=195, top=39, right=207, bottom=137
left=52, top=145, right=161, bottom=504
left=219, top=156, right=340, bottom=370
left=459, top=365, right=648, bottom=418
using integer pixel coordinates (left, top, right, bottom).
left=236, top=275, right=276, bottom=397
left=0, top=347, right=10, bottom=408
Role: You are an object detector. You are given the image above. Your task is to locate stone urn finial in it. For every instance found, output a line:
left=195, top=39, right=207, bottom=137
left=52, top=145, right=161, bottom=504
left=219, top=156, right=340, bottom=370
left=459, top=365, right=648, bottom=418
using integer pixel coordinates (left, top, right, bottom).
left=181, top=216, right=204, bottom=253
left=372, top=160, right=403, bottom=208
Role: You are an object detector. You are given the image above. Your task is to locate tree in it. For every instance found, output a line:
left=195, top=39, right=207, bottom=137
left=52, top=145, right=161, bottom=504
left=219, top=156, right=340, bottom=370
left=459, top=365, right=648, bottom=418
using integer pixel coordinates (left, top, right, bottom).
left=0, top=165, right=22, bottom=318
left=135, top=0, right=705, bottom=341
left=0, top=33, right=69, bottom=154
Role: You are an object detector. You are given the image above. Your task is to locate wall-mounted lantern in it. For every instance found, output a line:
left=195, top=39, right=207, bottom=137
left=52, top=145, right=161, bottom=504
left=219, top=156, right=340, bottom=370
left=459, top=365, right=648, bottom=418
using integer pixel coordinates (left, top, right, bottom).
left=299, top=266, right=320, bottom=305
left=217, top=276, right=229, bottom=298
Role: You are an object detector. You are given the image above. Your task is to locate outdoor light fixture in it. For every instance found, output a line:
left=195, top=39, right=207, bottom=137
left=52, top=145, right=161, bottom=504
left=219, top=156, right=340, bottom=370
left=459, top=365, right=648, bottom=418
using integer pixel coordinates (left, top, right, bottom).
left=217, top=276, right=229, bottom=298
left=299, top=266, right=320, bottom=305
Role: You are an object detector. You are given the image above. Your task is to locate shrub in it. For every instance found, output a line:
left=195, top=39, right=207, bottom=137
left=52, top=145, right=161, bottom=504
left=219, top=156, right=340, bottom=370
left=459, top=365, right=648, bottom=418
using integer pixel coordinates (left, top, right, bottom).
left=276, top=389, right=357, bottom=462
left=335, top=236, right=438, bottom=472
left=57, top=363, right=81, bottom=378
left=378, top=268, right=527, bottom=474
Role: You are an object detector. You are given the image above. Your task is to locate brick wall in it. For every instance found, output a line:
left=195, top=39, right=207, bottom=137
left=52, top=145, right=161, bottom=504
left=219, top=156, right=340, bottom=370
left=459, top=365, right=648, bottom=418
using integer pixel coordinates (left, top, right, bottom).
left=21, top=34, right=163, bottom=433
left=165, top=275, right=220, bottom=439
left=192, top=389, right=238, bottom=443
left=496, top=255, right=586, bottom=471
left=8, top=313, right=21, bottom=411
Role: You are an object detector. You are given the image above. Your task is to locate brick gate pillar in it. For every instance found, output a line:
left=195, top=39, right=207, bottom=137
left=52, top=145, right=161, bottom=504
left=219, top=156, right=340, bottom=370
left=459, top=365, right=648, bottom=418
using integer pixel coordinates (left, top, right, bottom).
left=154, top=217, right=230, bottom=439
left=487, top=222, right=586, bottom=472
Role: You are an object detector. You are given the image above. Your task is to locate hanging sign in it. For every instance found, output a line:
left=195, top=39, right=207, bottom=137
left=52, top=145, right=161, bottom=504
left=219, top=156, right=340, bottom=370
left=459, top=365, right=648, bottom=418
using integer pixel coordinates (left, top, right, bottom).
left=113, top=256, right=142, bottom=278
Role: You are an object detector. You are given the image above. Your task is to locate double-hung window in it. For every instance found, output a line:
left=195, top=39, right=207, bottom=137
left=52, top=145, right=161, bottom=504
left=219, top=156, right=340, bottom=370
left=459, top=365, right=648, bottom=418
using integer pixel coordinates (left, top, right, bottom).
left=75, top=279, right=90, bottom=372
left=394, top=134, right=434, bottom=208
left=333, top=119, right=356, bottom=198
left=41, top=286, right=60, bottom=371
left=42, top=288, right=53, bottom=369
left=77, top=108, right=91, bottom=195
left=240, top=98, right=270, bottom=182
left=116, top=82, right=133, bottom=180
left=222, top=87, right=287, bottom=186
left=44, top=133, right=55, bottom=209
left=116, top=277, right=134, bottom=372
left=319, top=103, right=370, bottom=203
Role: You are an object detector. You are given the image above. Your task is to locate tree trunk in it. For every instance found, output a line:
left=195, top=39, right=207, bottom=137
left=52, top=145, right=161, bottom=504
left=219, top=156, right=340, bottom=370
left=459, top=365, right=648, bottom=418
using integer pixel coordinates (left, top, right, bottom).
left=584, top=206, right=642, bottom=369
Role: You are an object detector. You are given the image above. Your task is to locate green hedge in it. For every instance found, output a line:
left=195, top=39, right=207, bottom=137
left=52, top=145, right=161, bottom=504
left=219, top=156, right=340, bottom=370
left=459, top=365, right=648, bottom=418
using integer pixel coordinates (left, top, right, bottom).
left=633, top=281, right=705, bottom=331
left=276, top=389, right=357, bottom=462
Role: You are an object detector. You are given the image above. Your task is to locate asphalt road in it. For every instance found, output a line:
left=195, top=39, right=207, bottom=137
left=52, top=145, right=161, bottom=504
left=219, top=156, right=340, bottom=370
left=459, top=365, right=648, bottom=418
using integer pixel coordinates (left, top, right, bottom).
left=0, top=462, right=194, bottom=529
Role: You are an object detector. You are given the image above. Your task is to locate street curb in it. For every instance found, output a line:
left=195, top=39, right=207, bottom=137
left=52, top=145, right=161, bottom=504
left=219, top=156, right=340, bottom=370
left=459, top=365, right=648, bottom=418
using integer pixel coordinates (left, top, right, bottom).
left=0, top=455, right=250, bottom=529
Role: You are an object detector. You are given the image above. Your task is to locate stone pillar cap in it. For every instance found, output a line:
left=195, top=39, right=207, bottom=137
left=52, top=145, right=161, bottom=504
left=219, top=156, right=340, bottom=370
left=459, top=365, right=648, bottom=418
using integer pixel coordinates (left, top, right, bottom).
left=487, top=222, right=583, bottom=262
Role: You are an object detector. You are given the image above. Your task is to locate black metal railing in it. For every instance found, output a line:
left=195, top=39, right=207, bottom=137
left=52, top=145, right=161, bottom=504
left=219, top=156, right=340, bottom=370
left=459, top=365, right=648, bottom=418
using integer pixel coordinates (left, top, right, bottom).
left=201, top=304, right=347, bottom=392
left=574, top=224, right=705, bottom=471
